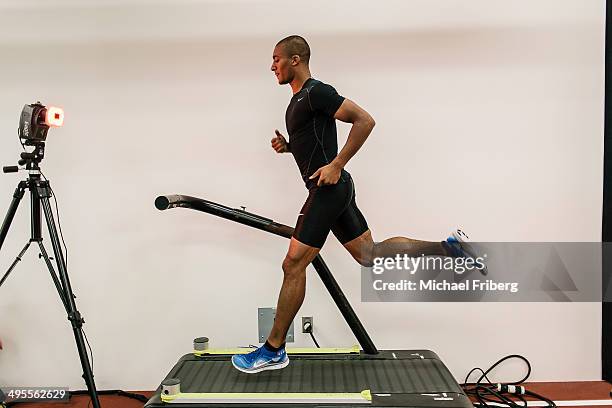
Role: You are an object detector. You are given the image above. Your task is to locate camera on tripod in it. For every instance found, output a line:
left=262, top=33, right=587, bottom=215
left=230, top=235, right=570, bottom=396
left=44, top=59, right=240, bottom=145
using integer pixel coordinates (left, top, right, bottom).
left=3, top=103, right=64, bottom=174
left=0, top=102, right=100, bottom=408
left=18, top=102, right=64, bottom=142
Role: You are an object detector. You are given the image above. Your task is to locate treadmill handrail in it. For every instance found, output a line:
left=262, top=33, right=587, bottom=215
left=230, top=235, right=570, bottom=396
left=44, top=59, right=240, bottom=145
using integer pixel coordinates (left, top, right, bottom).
left=155, top=194, right=379, bottom=355
left=155, top=195, right=294, bottom=238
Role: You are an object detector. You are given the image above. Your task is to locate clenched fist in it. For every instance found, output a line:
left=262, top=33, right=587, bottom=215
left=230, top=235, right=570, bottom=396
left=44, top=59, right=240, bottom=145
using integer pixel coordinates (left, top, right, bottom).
left=309, top=162, right=342, bottom=186
left=271, top=129, right=290, bottom=153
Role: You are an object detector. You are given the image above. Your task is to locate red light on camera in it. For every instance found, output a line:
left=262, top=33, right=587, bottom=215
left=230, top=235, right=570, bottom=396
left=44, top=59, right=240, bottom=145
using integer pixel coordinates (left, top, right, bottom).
left=45, top=106, right=64, bottom=127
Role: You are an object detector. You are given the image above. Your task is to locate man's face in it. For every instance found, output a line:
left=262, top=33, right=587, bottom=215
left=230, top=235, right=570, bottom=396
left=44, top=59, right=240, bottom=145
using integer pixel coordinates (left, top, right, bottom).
left=271, top=44, right=294, bottom=85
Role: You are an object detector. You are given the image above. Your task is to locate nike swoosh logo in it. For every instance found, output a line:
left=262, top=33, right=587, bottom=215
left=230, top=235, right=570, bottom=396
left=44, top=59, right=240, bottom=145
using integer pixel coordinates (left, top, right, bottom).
left=252, top=357, right=281, bottom=369
left=297, top=97, right=304, bottom=101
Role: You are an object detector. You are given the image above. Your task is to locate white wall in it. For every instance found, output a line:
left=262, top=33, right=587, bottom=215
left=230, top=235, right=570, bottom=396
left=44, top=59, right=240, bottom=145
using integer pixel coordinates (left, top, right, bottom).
left=0, top=0, right=604, bottom=390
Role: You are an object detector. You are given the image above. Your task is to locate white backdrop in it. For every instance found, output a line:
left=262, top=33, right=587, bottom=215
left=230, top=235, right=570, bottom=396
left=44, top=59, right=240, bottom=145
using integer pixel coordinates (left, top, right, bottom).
left=0, top=0, right=604, bottom=390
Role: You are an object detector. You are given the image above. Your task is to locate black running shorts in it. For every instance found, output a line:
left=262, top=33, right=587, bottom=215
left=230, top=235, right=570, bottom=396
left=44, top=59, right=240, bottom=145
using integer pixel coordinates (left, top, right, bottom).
left=293, top=178, right=369, bottom=249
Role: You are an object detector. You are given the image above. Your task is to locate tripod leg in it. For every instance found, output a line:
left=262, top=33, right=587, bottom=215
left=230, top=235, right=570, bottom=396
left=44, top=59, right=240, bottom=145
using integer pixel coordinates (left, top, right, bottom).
left=0, top=182, right=26, bottom=251
left=0, top=241, right=31, bottom=288
left=39, top=196, right=101, bottom=408
left=36, top=242, right=68, bottom=310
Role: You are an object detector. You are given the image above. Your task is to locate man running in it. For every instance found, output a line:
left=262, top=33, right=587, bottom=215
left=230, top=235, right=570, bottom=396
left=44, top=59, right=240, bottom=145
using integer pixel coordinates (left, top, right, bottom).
left=231, top=35, right=479, bottom=374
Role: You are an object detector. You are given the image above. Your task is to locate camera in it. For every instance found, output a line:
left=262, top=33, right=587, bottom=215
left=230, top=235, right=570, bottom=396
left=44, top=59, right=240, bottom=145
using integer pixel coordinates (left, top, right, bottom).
left=18, top=102, right=64, bottom=142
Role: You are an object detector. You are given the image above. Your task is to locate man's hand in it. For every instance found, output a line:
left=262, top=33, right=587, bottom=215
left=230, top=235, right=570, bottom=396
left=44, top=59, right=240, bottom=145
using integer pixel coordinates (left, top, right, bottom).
left=271, top=130, right=290, bottom=153
left=309, top=162, right=342, bottom=186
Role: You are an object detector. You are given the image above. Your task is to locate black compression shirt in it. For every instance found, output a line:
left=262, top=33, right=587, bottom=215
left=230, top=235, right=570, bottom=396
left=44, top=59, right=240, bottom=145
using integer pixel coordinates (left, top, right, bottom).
left=285, top=78, right=350, bottom=189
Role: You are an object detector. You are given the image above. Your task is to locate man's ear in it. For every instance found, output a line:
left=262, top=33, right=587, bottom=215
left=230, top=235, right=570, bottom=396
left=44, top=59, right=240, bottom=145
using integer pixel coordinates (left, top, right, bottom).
left=291, top=55, right=301, bottom=66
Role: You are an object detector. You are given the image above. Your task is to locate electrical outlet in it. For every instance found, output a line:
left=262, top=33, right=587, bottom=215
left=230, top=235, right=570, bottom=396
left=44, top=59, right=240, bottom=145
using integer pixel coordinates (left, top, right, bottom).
left=302, top=316, right=313, bottom=333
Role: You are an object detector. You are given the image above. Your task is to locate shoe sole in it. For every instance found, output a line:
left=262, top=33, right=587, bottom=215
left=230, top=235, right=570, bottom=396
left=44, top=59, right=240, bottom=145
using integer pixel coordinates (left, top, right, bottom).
left=232, top=357, right=290, bottom=374
left=451, top=231, right=488, bottom=276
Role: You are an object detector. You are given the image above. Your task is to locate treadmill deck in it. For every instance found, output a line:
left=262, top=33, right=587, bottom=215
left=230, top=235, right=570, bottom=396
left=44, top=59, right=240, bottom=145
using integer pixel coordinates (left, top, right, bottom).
left=145, top=349, right=472, bottom=407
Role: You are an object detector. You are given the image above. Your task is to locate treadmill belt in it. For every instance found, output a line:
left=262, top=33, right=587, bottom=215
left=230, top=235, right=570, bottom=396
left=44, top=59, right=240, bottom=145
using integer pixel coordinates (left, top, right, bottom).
left=175, top=358, right=462, bottom=394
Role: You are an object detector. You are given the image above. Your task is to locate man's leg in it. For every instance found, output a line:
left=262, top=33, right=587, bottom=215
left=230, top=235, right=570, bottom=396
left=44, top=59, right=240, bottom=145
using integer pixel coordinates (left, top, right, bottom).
left=330, top=180, right=451, bottom=266
left=231, top=237, right=321, bottom=374
left=267, top=237, right=320, bottom=348
left=342, top=229, right=449, bottom=267
left=332, top=180, right=483, bottom=269
left=232, top=182, right=353, bottom=373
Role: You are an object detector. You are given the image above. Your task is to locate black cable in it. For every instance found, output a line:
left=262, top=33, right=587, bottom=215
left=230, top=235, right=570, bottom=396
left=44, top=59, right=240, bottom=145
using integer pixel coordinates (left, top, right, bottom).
left=40, top=171, right=68, bottom=267
left=81, top=328, right=95, bottom=408
left=309, top=332, right=320, bottom=348
left=35, top=172, right=91, bottom=407
left=464, top=367, right=494, bottom=385
left=461, top=355, right=555, bottom=408
left=38, top=172, right=93, bottom=379
left=69, top=390, right=149, bottom=403
left=82, top=329, right=94, bottom=373
left=39, top=174, right=94, bottom=408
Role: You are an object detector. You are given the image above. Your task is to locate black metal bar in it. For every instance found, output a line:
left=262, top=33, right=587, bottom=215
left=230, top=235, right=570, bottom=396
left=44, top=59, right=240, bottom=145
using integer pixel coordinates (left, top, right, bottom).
left=0, top=182, right=26, bottom=251
left=0, top=241, right=30, bottom=288
left=37, top=241, right=69, bottom=309
left=156, top=194, right=379, bottom=354
left=155, top=195, right=293, bottom=238
left=30, top=187, right=42, bottom=241
left=310, top=255, right=378, bottom=354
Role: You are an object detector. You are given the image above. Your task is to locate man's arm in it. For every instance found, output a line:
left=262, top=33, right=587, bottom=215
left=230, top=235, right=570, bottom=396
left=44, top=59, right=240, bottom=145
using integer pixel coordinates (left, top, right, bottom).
left=308, top=91, right=375, bottom=186
left=331, top=99, right=375, bottom=168
left=309, top=99, right=375, bottom=186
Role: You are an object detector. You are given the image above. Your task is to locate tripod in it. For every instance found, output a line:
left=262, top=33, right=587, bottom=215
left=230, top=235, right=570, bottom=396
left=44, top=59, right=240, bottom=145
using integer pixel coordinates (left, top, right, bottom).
left=0, top=142, right=101, bottom=408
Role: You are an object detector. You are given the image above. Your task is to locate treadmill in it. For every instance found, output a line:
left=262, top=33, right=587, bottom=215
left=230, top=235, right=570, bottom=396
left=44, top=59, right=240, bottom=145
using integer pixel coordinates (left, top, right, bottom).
left=147, top=195, right=472, bottom=408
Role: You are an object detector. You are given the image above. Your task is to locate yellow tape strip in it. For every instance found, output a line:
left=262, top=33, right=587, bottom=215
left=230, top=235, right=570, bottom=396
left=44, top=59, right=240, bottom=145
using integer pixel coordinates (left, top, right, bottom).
left=161, top=390, right=371, bottom=403
left=193, top=345, right=359, bottom=356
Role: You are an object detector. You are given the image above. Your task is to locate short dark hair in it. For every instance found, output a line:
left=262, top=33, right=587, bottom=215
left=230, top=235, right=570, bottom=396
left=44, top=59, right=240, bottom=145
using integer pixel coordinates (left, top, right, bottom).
left=276, top=35, right=310, bottom=65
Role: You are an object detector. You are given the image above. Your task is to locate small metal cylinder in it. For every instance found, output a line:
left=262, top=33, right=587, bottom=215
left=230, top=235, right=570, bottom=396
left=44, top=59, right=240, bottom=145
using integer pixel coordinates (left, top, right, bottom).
left=193, top=337, right=209, bottom=351
left=161, top=378, right=180, bottom=396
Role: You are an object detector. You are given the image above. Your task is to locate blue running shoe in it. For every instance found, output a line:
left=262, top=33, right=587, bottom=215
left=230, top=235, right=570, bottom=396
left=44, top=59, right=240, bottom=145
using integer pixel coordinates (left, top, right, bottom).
left=445, top=229, right=488, bottom=275
left=231, top=344, right=289, bottom=374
